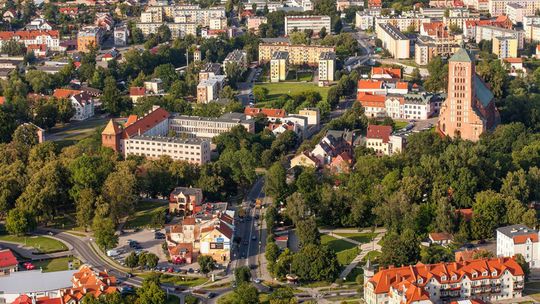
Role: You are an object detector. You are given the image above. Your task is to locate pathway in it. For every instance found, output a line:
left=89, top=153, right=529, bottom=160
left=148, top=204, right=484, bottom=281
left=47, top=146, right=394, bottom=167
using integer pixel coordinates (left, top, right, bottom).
left=318, top=228, right=386, bottom=280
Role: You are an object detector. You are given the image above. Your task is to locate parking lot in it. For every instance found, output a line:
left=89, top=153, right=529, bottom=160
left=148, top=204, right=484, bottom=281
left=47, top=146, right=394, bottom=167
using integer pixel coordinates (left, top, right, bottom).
left=110, top=228, right=168, bottom=266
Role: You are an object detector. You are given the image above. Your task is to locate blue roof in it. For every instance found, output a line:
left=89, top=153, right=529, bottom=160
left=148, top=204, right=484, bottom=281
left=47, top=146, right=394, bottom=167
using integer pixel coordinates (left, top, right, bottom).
left=473, top=74, right=494, bottom=107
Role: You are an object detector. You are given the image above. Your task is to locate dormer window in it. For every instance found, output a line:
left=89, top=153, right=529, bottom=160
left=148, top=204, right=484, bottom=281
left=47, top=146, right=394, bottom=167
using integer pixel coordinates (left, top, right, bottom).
left=451, top=275, right=457, bottom=281
left=441, top=275, right=447, bottom=281
left=472, top=272, right=478, bottom=278
left=418, top=278, right=423, bottom=284
left=492, top=270, right=497, bottom=276
left=482, top=271, right=488, bottom=276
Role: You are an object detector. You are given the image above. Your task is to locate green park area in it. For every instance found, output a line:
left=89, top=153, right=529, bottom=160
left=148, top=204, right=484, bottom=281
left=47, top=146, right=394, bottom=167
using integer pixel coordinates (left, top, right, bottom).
left=254, top=83, right=330, bottom=103
left=124, top=200, right=168, bottom=229
left=139, top=273, right=208, bottom=288
left=321, top=234, right=358, bottom=266
left=335, top=232, right=376, bottom=244
left=33, top=257, right=81, bottom=272
left=0, top=234, right=68, bottom=253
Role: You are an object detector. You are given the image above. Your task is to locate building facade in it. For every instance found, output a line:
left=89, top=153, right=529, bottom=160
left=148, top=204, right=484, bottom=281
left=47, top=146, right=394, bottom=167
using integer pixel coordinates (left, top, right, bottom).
left=284, top=15, right=331, bottom=35
left=376, top=23, right=410, bottom=59
left=259, top=41, right=335, bottom=65
left=270, top=51, right=289, bottom=82
left=364, top=257, right=525, bottom=304
left=318, top=51, right=335, bottom=86
left=77, top=26, right=101, bottom=52
left=123, top=136, right=211, bottom=164
left=0, top=30, right=60, bottom=51
left=497, top=224, right=540, bottom=268
left=168, top=115, right=255, bottom=138
left=437, top=48, right=500, bottom=141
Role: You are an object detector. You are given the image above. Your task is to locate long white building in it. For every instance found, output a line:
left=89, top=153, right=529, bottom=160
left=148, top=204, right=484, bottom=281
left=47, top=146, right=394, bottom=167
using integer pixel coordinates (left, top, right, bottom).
left=168, top=114, right=255, bottom=138
left=285, top=15, right=331, bottom=35
left=124, top=136, right=211, bottom=164
left=497, top=224, right=540, bottom=268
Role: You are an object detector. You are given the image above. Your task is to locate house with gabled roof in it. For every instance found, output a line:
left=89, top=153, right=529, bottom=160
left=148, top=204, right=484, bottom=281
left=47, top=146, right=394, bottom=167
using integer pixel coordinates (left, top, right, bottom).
left=497, top=224, right=540, bottom=268
left=53, top=89, right=94, bottom=121
left=0, top=249, right=17, bottom=276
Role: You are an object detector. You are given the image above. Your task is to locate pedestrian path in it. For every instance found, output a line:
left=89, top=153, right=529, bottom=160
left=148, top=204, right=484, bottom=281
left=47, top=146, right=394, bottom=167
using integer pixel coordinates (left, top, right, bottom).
left=0, top=236, right=74, bottom=260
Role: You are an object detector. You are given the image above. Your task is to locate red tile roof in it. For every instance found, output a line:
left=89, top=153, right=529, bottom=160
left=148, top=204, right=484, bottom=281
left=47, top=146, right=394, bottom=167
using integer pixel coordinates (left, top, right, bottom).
left=513, top=234, right=538, bottom=244
left=122, top=107, right=170, bottom=139
left=244, top=107, right=286, bottom=118
left=53, top=88, right=82, bottom=99
left=366, top=124, right=392, bottom=143
left=396, top=81, right=409, bottom=89
left=503, top=57, right=523, bottom=64
left=129, top=86, right=146, bottom=96
left=357, top=92, right=385, bottom=107
left=0, top=96, right=5, bottom=105
left=0, top=249, right=17, bottom=268
left=0, top=30, right=59, bottom=41
left=371, top=67, right=402, bottom=79
left=456, top=208, right=473, bottom=221
left=368, top=257, right=524, bottom=297
left=358, top=79, right=384, bottom=90
left=429, top=232, right=453, bottom=241
left=125, top=115, right=138, bottom=127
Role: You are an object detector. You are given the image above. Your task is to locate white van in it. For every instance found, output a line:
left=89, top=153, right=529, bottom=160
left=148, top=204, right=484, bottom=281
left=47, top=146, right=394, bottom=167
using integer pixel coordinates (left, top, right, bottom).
left=107, top=249, right=120, bottom=257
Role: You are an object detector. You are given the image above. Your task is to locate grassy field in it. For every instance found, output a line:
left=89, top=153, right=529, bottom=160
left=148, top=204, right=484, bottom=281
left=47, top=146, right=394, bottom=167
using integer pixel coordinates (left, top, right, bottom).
left=297, top=71, right=313, bottom=81
left=49, top=117, right=108, bottom=141
left=362, top=250, right=381, bottom=262
left=335, top=233, right=376, bottom=244
left=254, top=82, right=331, bottom=103
left=394, top=121, right=409, bottom=130
left=139, top=273, right=208, bottom=287
left=125, top=200, right=168, bottom=229
left=524, top=282, right=540, bottom=301
left=336, top=247, right=360, bottom=266
left=0, top=235, right=68, bottom=253
left=33, top=257, right=80, bottom=272
left=321, top=235, right=357, bottom=252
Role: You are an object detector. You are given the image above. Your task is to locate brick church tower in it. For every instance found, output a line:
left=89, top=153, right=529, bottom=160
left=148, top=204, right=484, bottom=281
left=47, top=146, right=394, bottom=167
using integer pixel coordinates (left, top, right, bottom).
left=437, top=48, right=500, bottom=142
left=101, top=119, right=122, bottom=152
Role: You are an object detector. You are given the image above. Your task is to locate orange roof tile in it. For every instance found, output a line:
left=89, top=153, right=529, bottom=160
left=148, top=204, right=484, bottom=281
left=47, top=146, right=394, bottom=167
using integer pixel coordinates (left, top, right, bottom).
left=429, top=232, right=453, bottom=241
left=244, top=107, right=286, bottom=118
left=513, top=234, right=538, bottom=244
left=371, top=67, right=402, bottom=79
left=366, top=124, right=392, bottom=143
left=129, top=86, right=145, bottom=96
left=102, top=119, right=122, bottom=135
left=53, top=88, right=82, bottom=99
left=503, top=57, right=523, bottom=64
left=358, top=79, right=384, bottom=90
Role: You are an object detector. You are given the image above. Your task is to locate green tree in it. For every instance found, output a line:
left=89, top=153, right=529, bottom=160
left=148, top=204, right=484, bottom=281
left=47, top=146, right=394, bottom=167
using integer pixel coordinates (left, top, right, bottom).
left=5, top=207, right=36, bottom=235
left=157, top=24, right=171, bottom=42
left=380, top=229, right=420, bottom=267
left=198, top=255, right=216, bottom=276
left=269, top=287, right=297, bottom=304
left=515, top=253, right=530, bottom=281
left=501, top=169, right=529, bottom=202
left=225, top=62, right=243, bottom=89
left=145, top=253, right=159, bottom=268
left=435, top=197, right=455, bottom=233
left=410, top=67, right=422, bottom=85
left=265, top=162, right=287, bottom=200
left=1, top=39, right=26, bottom=56
left=285, top=192, right=310, bottom=224
left=471, top=190, right=507, bottom=240
left=101, top=164, right=137, bottom=223
left=25, top=70, right=54, bottom=93
left=102, top=76, right=123, bottom=115
left=56, top=98, right=75, bottom=123
left=296, top=217, right=320, bottom=247
left=253, top=86, right=269, bottom=101
left=125, top=251, right=139, bottom=269
left=265, top=241, right=280, bottom=275
left=76, top=188, right=95, bottom=231
left=424, top=56, right=448, bottom=92
left=136, top=275, right=167, bottom=304
left=34, top=102, right=58, bottom=129
left=234, top=266, right=252, bottom=283
left=420, top=245, right=453, bottom=264
left=291, top=244, right=340, bottom=281
left=92, top=215, right=118, bottom=250
left=232, top=283, right=259, bottom=304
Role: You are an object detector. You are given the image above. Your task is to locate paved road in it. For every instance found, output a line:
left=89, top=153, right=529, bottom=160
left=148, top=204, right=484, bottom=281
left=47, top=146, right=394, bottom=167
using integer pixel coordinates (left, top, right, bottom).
left=237, top=67, right=259, bottom=105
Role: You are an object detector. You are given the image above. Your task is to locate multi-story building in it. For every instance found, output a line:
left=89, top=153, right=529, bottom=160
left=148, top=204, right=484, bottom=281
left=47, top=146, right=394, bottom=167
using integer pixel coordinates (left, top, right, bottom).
left=114, top=25, right=128, bottom=46
left=476, top=25, right=524, bottom=50
left=136, top=22, right=197, bottom=38
left=375, top=16, right=432, bottom=32
left=298, top=108, right=320, bottom=126
left=247, top=16, right=267, bottom=33
left=223, top=49, right=248, bottom=71
left=144, top=5, right=226, bottom=27
left=53, top=89, right=95, bottom=121
left=199, top=62, right=222, bottom=81
left=284, top=15, right=331, bottom=35
left=523, top=15, right=540, bottom=41
left=270, top=51, right=289, bottom=82
left=197, top=75, right=226, bottom=103
left=365, top=124, right=403, bottom=155
left=358, top=92, right=436, bottom=120
left=77, top=26, right=102, bottom=52
left=169, top=187, right=203, bottom=214
left=0, top=30, right=60, bottom=51
left=376, top=23, right=410, bottom=59
left=318, top=51, right=335, bottom=86
left=506, top=3, right=525, bottom=23
left=124, top=136, right=211, bottom=164
left=493, top=36, right=518, bottom=58
left=489, top=0, right=540, bottom=17
left=209, top=16, right=227, bottom=30
left=497, top=224, right=540, bottom=268
left=363, top=257, right=525, bottom=304
left=259, top=41, right=334, bottom=65
left=168, top=114, right=255, bottom=138
left=244, top=107, right=286, bottom=121
left=437, top=48, right=500, bottom=142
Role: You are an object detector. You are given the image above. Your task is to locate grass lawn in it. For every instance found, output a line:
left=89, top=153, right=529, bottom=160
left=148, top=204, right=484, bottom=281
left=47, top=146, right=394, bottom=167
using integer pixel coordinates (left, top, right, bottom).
left=0, top=234, right=68, bottom=253
left=33, top=257, right=80, bottom=272
left=125, top=200, right=168, bottom=229
left=362, top=250, right=381, bottom=262
left=394, top=121, right=409, bottom=130
left=254, top=82, right=330, bottom=103
left=335, top=233, right=376, bottom=244
left=297, top=71, right=313, bottom=81
left=139, top=273, right=208, bottom=287
left=345, top=266, right=363, bottom=282
left=165, top=294, right=181, bottom=304
left=337, top=247, right=360, bottom=266
left=525, top=282, right=540, bottom=301
left=49, top=117, right=108, bottom=141
left=321, top=235, right=357, bottom=252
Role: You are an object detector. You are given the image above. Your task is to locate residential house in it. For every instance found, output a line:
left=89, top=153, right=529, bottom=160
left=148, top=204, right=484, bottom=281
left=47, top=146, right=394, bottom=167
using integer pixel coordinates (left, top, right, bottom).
left=129, top=87, right=146, bottom=103
left=53, top=89, right=94, bottom=121
left=371, top=67, right=402, bottom=80
left=428, top=232, right=454, bottom=246
left=365, top=124, right=404, bottom=155
left=200, top=220, right=233, bottom=263
left=0, top=30, right=60, bottom=51
left=144, top=78, right=164, bottom=94
left=503, top=57, right=526, bottom=76
left=244, top=107, right=286, bottom=121
left=61, top=265, right=117, bottom=303
left=290, top=151, right=320, bottom=168
left=0, top=249, right=17, bottom=276
left=0, top=270, right=76, bottom=303
left=169, top=187, right=204, bottom=215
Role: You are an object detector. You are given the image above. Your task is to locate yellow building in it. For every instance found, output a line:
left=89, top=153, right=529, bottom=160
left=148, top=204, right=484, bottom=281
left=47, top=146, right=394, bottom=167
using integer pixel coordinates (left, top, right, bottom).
left=290, top=151, right=320, bottom=168
left=493, top=36, right=518, bottom=59
left=259, top=41, right=334, bottom=66
left=270, top=51, right=289, bottom=82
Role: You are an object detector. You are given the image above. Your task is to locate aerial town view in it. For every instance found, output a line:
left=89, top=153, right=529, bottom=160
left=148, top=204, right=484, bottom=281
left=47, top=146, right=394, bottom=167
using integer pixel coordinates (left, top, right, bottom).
left=0, top=0, right=540, bottom=302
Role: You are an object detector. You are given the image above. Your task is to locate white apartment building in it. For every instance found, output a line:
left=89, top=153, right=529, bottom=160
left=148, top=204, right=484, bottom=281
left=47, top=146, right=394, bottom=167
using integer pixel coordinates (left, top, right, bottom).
left=524, top=15, right=540, bottom=41
left=506, top=3, right=525, bottom=23
left=284, top=15, right=331, bottom=35
left=318, top=51, right=335, bottom=86
left=376, top=23, right=410, bottom=59
left=136, top=22, right=197, bottom=38
left=143, top=5, right=226, bottom=27
left=124, top=136, right=211, bottom=164
left=497, top=224, right=540, bottom=268
left=356, top=12, right=376, bottom=30
left=223, top=49, right=248, bottom=71
left=364, top=257, right=525, bottom=304
left=375, top=16, right=431, bottom=32
left=114, top=26, right=128, bottom=47
left=475, top=25, right=524, bottom=49
left=168, top=115, right=255, bottom=138
left=0, top=30, right=60, bottom=51
left=209, top=16, right=227, bottom=30
left=489, top=0, right=540, bottom=17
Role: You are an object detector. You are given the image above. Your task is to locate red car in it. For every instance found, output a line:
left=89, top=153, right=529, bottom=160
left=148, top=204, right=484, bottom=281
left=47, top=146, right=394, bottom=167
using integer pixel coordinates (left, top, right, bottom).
left=23, top=262, right=35, bottom=270
left=167, top=267, right=174, bottom=273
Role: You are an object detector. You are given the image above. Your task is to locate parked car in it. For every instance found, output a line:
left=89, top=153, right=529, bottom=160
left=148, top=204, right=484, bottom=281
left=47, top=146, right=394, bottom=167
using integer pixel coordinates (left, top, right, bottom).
left=254, top=278, right=261, bottom=284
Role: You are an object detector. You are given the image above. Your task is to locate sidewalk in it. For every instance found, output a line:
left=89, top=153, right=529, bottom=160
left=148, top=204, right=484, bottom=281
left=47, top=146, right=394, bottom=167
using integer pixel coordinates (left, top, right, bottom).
left=338, top=232, right=384, bottom=279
